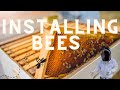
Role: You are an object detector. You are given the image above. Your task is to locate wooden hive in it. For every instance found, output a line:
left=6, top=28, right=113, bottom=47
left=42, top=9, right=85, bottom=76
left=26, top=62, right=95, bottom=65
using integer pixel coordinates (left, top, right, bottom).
left=0, top=22, right=120, bottom=79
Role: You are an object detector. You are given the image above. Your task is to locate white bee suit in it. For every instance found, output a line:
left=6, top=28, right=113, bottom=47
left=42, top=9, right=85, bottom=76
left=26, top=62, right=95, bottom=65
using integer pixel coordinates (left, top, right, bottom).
left=93, top=58, right=118, bottom=79
left=58, top=11, right=100, bottom=25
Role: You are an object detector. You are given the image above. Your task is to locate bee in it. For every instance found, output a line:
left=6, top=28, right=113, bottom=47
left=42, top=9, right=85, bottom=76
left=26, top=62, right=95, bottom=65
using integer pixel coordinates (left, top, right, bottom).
left=91, top=44, right=94, bottom=48
left=92, top=48, right=96, bottom=52
left=22, top=56, right=28, bottom=63
left=86, top=41, right=90, bottom=45
left=66, top=61, right=68, bottom=64
left=68, top=54, right=71, bottom=58
left=60, top=58, right=66, bottom=62
left=101, top=42, right=105, bottom=46
left=77, top=54, right=80, bottom=58
left=83, top=58, right=86, bottom=63
left=90, top=40, right=94, bottom=44
left=36, top=58, right=46, bottom=69
left=61, top=51, right=64, bottom=55
left=90, top=50, right=94, bottom=55
left=62, top=62, right=66, bottom=66
left=74, top=57, right=77, bottom=60
left=75, top=50, right=80, bottom=54
left=87, top=53, right=90, bottom=57
left=65, top=64, right=71, bottom=69
left=110, top=39, right=114, bottom=43
left=96, top=39, right=99, bottom=44
left=26, top=53, right=31, bottom=56
left=76, top=64, right=79, bottom=68
left=82, top=48, right=87, bottom=55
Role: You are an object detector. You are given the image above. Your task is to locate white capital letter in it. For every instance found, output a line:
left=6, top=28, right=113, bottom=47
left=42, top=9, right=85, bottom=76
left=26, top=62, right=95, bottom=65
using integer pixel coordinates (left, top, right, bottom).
left=58, top=36, right=67, bottom=50
left=10, top=19, right=21, bottom=34
left=37, top=19, right=47, bottom=34
left=46, top=36, right=54, bottom=50
left=94, top=19, right=105, bottom=34
left=3, top=19, right=6, bottom=34
left=32, top=35, right=42, bottom=50
left=69, top=35, right=80, bottom=50
left=64, top=19, right=73, bottom=34
left=76, top=19, right=84, bottom=34
left=87, top=19, right=91, bottom=34
left=50, top=19, right=61, bottom=34
left=24, top=19, right=34, bottom=34
left=108, top=19, right=118, bottom=34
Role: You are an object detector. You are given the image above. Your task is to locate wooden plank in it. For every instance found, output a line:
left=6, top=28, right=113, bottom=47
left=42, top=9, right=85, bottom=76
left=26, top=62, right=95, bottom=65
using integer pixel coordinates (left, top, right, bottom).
left=22, top=30, right=49, bottom=70
left=1, top=32, right=40, bottom=48
left=18, top=52, right=40, bottom=65
left=9, top=46, right=32, bottom=57
left=23, top=60, right=38, bottom=70
left=3, top=32, right=41, bottom=52
left=6, top=42, right=32, bottom=54
left=4, top=39, right=32, bottom=51
left=14, top=50, right=38, bottom=61
left=28, top=66, right=37, bottom=76
left=34, top=30, right=54, bottom=79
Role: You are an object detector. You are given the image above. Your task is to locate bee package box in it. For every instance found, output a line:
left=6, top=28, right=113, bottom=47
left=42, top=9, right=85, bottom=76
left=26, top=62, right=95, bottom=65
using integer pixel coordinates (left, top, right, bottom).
left=0, top=22, right=120, bottom=79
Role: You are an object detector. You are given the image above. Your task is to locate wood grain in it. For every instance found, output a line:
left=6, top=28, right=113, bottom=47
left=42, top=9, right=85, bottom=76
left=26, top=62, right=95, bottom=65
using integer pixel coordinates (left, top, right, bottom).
left=14, top=50, right=37, bottom=61
left=18, top=52, right=40, bottom=65
left=6, top=42, right=32, bottom=54
left=10, top=46, right=32, bottom=57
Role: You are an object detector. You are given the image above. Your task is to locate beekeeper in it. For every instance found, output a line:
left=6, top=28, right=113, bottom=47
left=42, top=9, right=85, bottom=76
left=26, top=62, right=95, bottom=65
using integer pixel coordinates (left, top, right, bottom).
left=58, top=11, right=100, bottom=25
left=91, top=47, right=118, bottom=79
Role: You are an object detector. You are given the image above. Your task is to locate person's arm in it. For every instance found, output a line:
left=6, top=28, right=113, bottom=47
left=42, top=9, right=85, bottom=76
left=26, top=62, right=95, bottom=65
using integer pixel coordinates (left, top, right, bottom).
left=111, top=59, right=118, bottom=73
left=58, top=11, right=75, bottom=23
left=91, top=61, right=101, bottom=76
left=93, top=62, right=101, bottom=73
left=78, top=11, right=100, bottom=25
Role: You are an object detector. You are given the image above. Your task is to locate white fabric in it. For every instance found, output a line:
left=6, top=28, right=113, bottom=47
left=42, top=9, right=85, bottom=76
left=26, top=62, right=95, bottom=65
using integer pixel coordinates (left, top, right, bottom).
left=59, top=11, right=100, bottom=25
left=93, top=58, right=118, bottom=79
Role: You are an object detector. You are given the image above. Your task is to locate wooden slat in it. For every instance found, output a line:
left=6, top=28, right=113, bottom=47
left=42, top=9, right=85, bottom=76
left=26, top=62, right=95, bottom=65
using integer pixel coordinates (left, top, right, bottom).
left=28, top=66, right=37, bottom=76
left=14, top=50, right=38, bottom=61
left=4, top=39, right=32, bottom=51
left=9, top=46, right=32, bottom=57
left=34, top=29, right=55, bottom=79
left=18, top=52, right=40, bottom=65
left=23, top=29, right=54, bottom=72
left=6, top=42, right=32, bottom=54
left=23, top=60, right=38, bottom=70
left=1, top=32, right=40, bottom=48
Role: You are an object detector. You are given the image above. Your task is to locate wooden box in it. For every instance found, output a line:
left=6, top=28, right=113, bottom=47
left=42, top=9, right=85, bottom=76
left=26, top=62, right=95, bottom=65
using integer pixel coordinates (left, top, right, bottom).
left=0, top=22, right=120, bottom=79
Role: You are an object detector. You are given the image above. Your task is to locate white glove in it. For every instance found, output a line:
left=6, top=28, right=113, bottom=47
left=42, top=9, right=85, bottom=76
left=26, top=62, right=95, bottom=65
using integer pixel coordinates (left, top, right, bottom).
left=107, top=71, right=112, bottom=76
